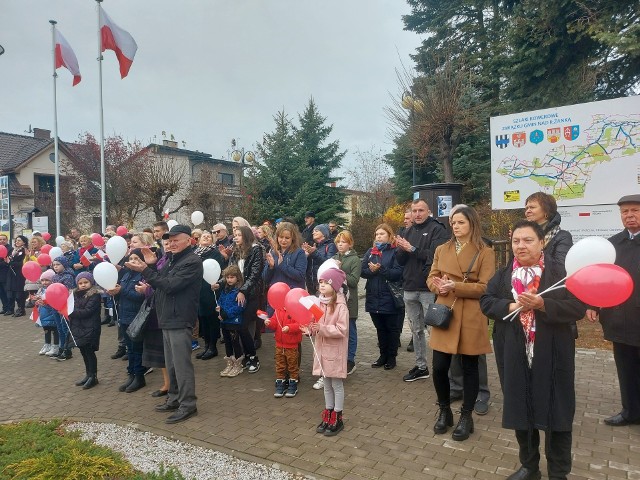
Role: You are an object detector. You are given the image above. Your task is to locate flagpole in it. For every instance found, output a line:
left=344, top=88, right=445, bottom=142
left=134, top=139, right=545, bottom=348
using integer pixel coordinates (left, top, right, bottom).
left=96, top=0, right=106, bottom=233
left=50, top=20, right=61, bottom=238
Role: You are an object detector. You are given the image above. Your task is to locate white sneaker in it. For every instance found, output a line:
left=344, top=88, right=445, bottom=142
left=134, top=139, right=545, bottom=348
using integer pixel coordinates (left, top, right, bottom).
left=46, top=345, right=59, bottom=357
left=313, top=377, right=324, bottom=390
left=39, top=343, right=51, bottom=355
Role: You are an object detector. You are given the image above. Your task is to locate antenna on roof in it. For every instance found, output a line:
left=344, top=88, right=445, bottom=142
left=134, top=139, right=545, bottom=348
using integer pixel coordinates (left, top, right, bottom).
left=25, top=124, right=33, bottom=134
left=182, top=141, right=186, bottom=148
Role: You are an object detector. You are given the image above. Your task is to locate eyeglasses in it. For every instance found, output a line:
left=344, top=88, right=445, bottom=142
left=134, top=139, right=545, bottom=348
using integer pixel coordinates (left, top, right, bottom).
left=212, top=230, right=220, bottom=234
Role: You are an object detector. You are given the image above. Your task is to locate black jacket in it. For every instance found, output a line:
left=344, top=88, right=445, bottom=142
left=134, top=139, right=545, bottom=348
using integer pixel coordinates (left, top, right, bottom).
left=599, top=231, right=640, bottom=347
left=396, top=217, right=448, bottom=291
left=198, top=248, right=224, bottom=316
left=141, top=247, right=203, bottom=329
left=361, top=245, right=404, bottom=314
left=544, top=213, right=573, bottom=266
left=230, top=244, right=265, bottom=298
left=69, top=287, right=102, bottom=350
left=480, top=256, right=585, bottom=432
left=301, top=222, right=316, bottom=245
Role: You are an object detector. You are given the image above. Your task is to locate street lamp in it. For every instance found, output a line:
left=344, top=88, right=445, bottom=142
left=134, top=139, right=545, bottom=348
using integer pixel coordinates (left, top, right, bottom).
left=401, top=91, right=424, bottom=187
left=231, top=148, right=255, bottom=190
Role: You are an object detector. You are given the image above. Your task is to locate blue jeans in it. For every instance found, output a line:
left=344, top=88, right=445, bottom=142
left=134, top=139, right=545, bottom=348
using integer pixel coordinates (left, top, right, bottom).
left=53, top=312, right=68, bottom=349
left=403, top=290, right=435, bottom=370
left=347, top=318, right=357, bottom=363
left=121, top=324, right=145, bottom=375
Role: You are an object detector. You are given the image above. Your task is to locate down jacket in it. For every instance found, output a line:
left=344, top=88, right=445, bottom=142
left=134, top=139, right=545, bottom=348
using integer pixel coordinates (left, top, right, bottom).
left=361, top=244, right=404, bottom=314
left=69, top=287, right=102, bottom=350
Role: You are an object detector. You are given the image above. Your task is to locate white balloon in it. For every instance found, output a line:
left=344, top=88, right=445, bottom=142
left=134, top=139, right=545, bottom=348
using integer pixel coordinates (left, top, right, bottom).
left=317, top=259, right=340, bottom=280
left=167, top=219, right=178, bottom=229
left=565, top=236, right=616, bottom=277
left=202, top=258, right=221, bottom=285
left=106, top=236, right=128, bottom=265
left=55, top=236, right=65, bottom=246
left=191, top=211, right=204, bottom=225
left=49, top=247, right=63, bottom=259
left=93, top=262, right=118, bottom=290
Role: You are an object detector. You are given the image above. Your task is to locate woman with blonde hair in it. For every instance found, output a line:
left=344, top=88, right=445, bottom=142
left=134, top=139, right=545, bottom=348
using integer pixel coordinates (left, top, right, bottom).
left=361, top=223, right=404, bottom=370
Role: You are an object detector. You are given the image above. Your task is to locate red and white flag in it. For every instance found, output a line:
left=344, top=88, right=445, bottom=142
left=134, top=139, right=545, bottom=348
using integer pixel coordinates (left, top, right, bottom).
left=94, top=250, right=106, bottom=262
left=80, top=250, right=93, bottom=267
left=100, top=8, right=138, bottom=78
left=163, top=208, right=170, bottom=220
left=54, top=29, right=81, bottom=86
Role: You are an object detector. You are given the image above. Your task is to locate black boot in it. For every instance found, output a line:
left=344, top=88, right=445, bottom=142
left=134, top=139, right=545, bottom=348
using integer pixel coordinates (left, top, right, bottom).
left=82, top=375, right=98, bottom=390
left=452, top=409, right=474, bottom=441
left=433, top=403, right=454, bottom=434
left=57, top=349, right=73, bottom=361
left=125, top=374, right=146, bottom=393
left=13, top=308, right=25, bottom=317
left=196, top=344, right=209, bottom=359
left=3, top=309, right=14, bottom=316
left=324, top=410, right=344, bottom=436
left=118, top=374, right=135, bottom=392
left=110, top=345, right=126, bottom=359
left=75, top=373, right=91, bottom=387
left=101, top=311, right=112, bottom=325
left=316, top=408, right=333, bottom=433
left=201, top=346, right=218, bottom=360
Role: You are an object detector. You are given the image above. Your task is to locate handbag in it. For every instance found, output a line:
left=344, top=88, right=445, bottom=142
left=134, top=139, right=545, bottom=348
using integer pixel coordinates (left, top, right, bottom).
left=126, top=301, right=152, bottom=342
left=385, top=280, right=405, bottom=309
left=424, top=250, right=480, bottom=329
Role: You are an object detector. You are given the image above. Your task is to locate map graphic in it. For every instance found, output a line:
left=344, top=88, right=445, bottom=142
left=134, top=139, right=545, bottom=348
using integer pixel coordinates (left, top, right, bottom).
left=490, top=96, right=640, bottom=209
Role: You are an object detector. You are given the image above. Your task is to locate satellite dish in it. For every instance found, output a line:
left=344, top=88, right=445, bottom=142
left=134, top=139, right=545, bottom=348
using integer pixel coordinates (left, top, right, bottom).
left=231, top=150, right=241, bottom=162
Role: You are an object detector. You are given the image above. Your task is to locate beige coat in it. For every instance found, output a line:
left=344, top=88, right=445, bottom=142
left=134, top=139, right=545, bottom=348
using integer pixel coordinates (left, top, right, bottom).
left=427, top=241, right=495, bottom=355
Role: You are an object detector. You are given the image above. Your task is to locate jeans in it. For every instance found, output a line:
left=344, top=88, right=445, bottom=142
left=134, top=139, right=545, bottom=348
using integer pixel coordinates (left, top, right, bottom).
left=370, top=312, right=402, bottom=360
left=449, top=354, right=490, bottom=403
left=54, top=312, right=68, bottom=349
left=347, top=318, right=357, bottom=362
left=403, top=290, right=435, bottom=370
left=122, top=325, right=145, bottom=375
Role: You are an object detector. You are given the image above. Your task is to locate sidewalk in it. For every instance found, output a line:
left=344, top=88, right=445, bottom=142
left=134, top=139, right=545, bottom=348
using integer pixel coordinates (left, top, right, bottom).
left=1, top=289, right=638, bottom=479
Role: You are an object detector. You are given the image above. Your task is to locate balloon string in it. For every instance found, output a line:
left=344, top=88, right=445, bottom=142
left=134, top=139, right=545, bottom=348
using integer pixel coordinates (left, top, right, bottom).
left=503, top=276, right=567, bottom=321
left=307, top=329, right=326, bottom=379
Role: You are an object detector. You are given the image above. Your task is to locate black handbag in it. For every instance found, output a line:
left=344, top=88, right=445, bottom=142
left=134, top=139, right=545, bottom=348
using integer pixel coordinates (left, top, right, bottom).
left=126, top=301, right=152, bottom=342
left=424, top=251, right=480, bottom=329
left=385, top=280, right=404, bottom=309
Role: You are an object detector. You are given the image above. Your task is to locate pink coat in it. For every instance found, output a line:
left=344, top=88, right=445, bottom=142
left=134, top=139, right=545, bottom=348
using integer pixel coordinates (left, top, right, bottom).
left=312, top=293, right=349, bottom=379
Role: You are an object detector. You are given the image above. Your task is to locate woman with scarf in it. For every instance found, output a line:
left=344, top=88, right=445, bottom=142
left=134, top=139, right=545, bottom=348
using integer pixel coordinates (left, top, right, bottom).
left=480, top=220, right=585, bottom=480
left=72, top=235, right=98, bottom=274
left=524, top=192, right=577, bottom=339
left=360, top=224, right=404, bottom=370
left=6, top=235, right=29, bottom=317
left=194, top=230, right=225, bottom=360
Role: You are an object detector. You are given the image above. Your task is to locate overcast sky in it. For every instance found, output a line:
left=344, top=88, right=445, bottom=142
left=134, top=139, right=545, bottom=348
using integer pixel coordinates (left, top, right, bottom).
left=1, top=1, right=421, bottom=174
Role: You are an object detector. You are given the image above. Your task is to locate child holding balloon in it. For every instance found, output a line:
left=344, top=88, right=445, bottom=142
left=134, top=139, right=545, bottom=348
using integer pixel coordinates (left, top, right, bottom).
left=50, top=256, right=78, bottom=360
left=32, top=269, right=58, bottom=355
left=264, top=293, right=302, bottom=398
left=216, top=265, right=249, bottom=378
left=302, top=267, right=349, bottom=436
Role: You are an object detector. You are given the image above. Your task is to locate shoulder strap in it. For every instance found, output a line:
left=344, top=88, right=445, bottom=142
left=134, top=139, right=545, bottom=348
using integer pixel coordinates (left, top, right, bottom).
left=462, top=251, right=480, bottom=281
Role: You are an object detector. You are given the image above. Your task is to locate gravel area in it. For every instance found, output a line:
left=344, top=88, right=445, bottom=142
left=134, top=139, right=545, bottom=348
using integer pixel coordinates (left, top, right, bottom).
left=66, top=422, right=307, bottom=480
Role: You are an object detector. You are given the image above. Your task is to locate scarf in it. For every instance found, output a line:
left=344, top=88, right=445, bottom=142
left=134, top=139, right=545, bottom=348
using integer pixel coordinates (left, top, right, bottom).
left=194, top=244, right=215, bottom=258
left=543, top=224, right=561, bottom=248
left=511, top=252, right=544, bottom=367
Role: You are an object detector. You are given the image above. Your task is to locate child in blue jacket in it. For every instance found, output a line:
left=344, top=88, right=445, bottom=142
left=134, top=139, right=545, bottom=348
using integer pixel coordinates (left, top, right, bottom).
left=216, top=265, right=247, bottom=378
left=32, top=269, right=58, bottom=355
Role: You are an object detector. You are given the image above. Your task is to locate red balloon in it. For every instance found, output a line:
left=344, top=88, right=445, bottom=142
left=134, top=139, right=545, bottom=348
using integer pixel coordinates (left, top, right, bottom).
left=284, top=288, right=313, bottom=326
left=37, top=254, right=52, bottom=267
left=45, top=283, right=69, bottom=312
left=91, top=233, right=105, bottom=247
left=116, top=226, right=128, bottom=236
left=0, top=245, right=7, bottom=259
left=22, top=261, right=42, bottom=282
left=41, top=244, right=53, bottom=254
left=566, top=263, right=634, bottom=308
left=267, top=282, right=290, bottom=311
left=42, top=232, right=51, bottom=241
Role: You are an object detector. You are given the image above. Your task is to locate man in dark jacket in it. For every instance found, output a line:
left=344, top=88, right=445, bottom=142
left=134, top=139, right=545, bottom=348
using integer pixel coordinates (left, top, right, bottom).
left=126, top=224, right=203, bottom=424
left=0, top=234, right=13, bottom=314
left=301, top=211, right=317, bottom=291
left=587, top=194, right=640, bottom=426
left=396, top=199, right=448, bottom=382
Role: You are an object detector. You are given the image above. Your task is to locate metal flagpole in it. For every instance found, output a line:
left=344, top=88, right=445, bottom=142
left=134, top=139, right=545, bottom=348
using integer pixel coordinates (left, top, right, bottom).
left=97, top=0, right=106, bottom=233
left=50, top=20, right=61, bottom=238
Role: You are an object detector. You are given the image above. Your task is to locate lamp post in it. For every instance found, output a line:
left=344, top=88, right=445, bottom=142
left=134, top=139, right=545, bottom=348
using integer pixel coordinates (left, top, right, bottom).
left=231, top=148, right=255, bottom=190
left=401, top=91, right=424, bottom=187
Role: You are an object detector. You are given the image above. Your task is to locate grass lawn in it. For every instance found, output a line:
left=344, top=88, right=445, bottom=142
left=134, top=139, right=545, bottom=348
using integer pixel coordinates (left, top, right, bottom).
left=0, top=420, right=184, bottom=480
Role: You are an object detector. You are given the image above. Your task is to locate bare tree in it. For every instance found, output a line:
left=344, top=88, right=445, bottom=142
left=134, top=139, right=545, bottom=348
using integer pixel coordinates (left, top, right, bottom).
left=139, top=157, right=191, bottom=220
left=188, top=166, right=241, bottom=224
left=345, top=147, right=396, bottom=218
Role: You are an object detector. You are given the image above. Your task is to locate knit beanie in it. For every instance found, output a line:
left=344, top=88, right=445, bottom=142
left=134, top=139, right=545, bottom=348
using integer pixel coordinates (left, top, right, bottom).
left=17, top=235, right=28, bottom=246
left=53, top=255, right=69, bottom=268
left=40, top=269, right=55, bottom=281
left=318, top=267, right=346, bottom=292
left=76, top=272, right=95, bottom=286
left=314, top=224, right=330, bottom=240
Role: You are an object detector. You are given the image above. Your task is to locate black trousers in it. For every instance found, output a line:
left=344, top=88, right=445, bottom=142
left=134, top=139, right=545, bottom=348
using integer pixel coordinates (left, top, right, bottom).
left=370, top=312, right=402, bottom=360
left=432, top=350, right=479, bottom=412
left=79, top=345, right=98, bottom=375
left=0, top=282, right=9, bottom=311
left=222, top=328, right=251, bottom=358
left=198, top=313, right=220, bottom=347
left=612, top=341, right=640, bottom=421
left=515, top=429, right=572, bottom=479
left=8, top=290, right=26, bottom=311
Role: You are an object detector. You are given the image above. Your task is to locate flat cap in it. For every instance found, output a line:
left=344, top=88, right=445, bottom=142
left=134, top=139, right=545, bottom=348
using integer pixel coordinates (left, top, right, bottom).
left=162, top=224, right=192, bottom=239
left=617, top=194, right=640, bottom=205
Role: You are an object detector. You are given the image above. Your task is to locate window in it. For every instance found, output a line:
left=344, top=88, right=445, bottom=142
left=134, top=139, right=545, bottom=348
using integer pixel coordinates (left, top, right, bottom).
left=37, top=175, right=55, bottom=193
left=218, top=173, right=234, bottom=186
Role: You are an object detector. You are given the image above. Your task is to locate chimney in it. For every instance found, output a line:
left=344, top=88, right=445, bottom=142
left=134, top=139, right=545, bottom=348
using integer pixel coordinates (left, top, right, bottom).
left=163, top=139, right=178, bottom=148
left=33, top=128, right=51, bottom=139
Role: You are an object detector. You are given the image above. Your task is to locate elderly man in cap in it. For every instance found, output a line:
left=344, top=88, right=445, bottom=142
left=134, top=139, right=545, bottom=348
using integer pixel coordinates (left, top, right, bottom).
left=587, top=194, right=640, bottom=426
left=126, top=224, right=203, bottom=424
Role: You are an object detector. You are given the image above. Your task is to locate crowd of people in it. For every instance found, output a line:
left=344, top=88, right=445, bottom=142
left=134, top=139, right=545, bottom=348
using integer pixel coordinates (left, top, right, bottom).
left=3, top=192, right=639, bottom=480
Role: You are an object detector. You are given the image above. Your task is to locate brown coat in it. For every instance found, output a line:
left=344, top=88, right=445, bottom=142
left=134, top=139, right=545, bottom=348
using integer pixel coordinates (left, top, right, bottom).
left=427, top=241, right=495, bottom=355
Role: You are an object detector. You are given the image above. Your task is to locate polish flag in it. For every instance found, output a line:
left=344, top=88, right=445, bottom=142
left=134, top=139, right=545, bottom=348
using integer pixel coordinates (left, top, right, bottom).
left=94, top=250, right=106, bottom=262
left=299, top=296, right=324, bottom=321
left=54, top=30, right=81, bottom=86
left=163, top=209, right=170, bottom=220
left=60, top=291, right=74, bottom=319
left=100, top=8, right=138, bottom=78
left=80, top=250, right=93, bottom=267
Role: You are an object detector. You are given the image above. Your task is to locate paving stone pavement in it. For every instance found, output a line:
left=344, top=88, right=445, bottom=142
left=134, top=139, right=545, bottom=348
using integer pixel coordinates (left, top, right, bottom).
left=1, top=284, right=638, bottom=480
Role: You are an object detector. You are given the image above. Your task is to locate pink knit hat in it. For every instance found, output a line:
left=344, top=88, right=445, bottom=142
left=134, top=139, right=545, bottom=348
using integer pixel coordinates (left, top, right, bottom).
left=318, top=267, right=346, bottom=292
left=40, top=269, right=55, bottom=281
